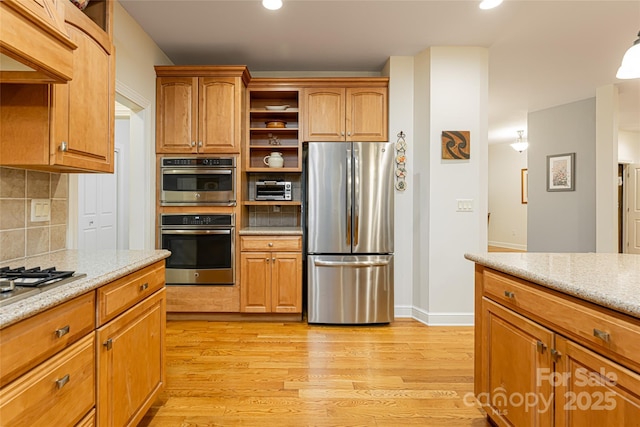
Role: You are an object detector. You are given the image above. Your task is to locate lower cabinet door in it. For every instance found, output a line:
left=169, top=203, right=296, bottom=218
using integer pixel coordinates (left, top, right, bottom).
left=97, top=289, right=166, bottom=427
left=240, top=251, right=271, bottom=313
left=271, top=252, right=302, bottom=313
left=481, top=298, right=554, bottom=427
left=0, top=333, right=95, bottom=427
left=554, top=335, right=640, bottom=426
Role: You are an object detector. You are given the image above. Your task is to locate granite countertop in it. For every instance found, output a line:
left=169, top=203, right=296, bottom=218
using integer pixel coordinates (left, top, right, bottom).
left=0, top=249, right=170, bottom=329
left=239, top=226, right=303, bottom=235
left=465, top=252, right=640, bottom=319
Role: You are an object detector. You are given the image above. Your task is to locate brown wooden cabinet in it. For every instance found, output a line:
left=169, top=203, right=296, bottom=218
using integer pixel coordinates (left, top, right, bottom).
left=155, top=66, right=250, bottom=154
left=96, top=288, right=166, bottom=427
left=302, top=85, right=388, bottom=142
left=0, top=0, right=114, bottom=173
left=474, top=265, right=640, bottom=427
left=240, top=235, right=302, bottom=314
left=0, top=292, right=96, bottom=426
left=480, top=298, right=553, bottom=426
left=0, top=0, right=76, bottom=83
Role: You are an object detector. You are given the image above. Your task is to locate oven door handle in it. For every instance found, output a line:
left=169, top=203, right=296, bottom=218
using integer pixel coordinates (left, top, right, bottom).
left=162, top=169, right=233, bottom=175
left=161, top=230, right=231, bottom=235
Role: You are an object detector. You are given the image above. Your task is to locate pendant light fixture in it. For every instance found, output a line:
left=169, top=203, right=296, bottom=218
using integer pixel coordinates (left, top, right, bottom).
left=262, top=0, right=282, bottom=10
left=616, top=31, right=640, bottom=79
left=479, top=0, right=503, bottom=10
left=511, top=130, right=529, bottom=153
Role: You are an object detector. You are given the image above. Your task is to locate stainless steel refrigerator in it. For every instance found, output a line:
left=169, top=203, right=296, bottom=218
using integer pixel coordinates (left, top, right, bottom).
left=306, top=141, right=394, bottom=324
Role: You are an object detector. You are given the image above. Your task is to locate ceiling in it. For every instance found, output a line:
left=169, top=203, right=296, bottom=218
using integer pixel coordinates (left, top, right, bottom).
left=119, top=0, right=640, bottom=145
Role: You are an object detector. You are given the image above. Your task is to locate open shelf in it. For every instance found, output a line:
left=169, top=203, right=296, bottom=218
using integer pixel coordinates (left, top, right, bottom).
left=244, top=200, right=301, bottom=206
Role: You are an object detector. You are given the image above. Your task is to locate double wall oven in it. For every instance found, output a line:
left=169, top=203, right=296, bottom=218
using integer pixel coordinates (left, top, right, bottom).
left=159, top=157, right=237, bottom=286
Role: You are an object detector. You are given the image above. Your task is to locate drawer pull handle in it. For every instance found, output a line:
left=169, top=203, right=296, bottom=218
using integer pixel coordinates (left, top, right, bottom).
left=504, top=291, right=515, bottom=299
left=140, top=282, right=149, bottom=291
left=56, top=374, right=70, bottom=389
left=536, top=340, right=547, bottom=354
left=551, top=348, right=562, bottom=363
left=55, top=325, right=70, bottom=338
left=104, top=338, right=113, bottom=350
left=593, top=328, right=610, bottom=342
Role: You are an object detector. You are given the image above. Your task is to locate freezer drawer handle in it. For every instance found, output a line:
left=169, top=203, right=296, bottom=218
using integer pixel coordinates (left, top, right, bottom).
left=313, top=260, right=390, bottom=268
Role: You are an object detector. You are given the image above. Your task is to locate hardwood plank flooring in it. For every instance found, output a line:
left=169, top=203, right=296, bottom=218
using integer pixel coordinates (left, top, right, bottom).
left=139, top=319, right=490, bottom=427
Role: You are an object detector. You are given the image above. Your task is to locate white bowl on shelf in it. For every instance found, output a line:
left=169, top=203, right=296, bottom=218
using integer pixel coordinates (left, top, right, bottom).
left=265, top=105, right=289, bottom=111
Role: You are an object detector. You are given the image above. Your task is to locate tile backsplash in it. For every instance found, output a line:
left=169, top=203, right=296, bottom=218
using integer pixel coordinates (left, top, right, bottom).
left=0, top=167, right=68, bottom=262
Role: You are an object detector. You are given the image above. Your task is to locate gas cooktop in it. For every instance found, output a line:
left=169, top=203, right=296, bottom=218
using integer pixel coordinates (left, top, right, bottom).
left=0, top=266, right=87, bottom=307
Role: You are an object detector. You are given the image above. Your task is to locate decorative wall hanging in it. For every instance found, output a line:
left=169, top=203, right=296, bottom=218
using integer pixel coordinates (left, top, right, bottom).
left=395, top=131, right=407, bottom=191
left=441, top=130, right=470, bottom=160
left=547, top=153, right=575, bottom=191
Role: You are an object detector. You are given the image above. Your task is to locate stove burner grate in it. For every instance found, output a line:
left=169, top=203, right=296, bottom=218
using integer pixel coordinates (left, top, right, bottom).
left=0, top=266, right=76, bottom=287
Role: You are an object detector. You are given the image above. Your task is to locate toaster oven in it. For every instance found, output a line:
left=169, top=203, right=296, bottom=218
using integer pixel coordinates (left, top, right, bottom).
left=255, top=180, right=292, bottom=201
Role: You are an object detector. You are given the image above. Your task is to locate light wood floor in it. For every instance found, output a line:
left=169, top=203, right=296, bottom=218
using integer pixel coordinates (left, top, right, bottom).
left=139, top=319, right=490, bottom=427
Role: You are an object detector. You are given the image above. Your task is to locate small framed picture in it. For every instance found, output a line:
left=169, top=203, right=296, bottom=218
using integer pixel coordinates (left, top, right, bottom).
left=521, top=169, right=528, bottom=204
left=547, top=153, right=575, bottom=192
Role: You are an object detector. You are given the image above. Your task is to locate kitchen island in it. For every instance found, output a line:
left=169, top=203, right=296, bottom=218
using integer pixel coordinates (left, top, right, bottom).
left=465, top=252, right=640, bottom=427
left=0, top=249, right=170, bottom=426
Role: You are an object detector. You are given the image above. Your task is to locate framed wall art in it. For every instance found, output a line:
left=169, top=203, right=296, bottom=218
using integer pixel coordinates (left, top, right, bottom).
left=441, top=130, right=470, bottom=160
left=547, top=153, right=575, bottom=192
left=521, top=168, right=528, bottom=204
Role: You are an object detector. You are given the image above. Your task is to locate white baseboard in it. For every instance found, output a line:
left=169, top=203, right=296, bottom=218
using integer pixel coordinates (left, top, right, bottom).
left=394, top=306, right=474, bottom=326
left=488, top=240, right=527, bottom=251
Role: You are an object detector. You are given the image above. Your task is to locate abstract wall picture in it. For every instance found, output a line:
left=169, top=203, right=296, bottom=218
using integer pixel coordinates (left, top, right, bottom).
left=547, top=153, right=575, bottom=191
left=441, top=131, right=470, bottom=160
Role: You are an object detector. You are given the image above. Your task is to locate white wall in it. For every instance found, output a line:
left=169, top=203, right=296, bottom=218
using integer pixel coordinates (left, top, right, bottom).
left=409, top=47, right=488, bottom=325
left=112, top=2, right=172, bottom=250
left=619, top=130, right=640, bottom=163
left=488, top=143, right=528, bottom=250
left=383, top=57, right=415, bottom=318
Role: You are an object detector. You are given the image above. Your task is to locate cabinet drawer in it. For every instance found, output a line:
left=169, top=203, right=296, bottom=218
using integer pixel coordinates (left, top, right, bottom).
left=97, top=261, right=165, bottom=326
left=0, top=291, right=95, bottom=387
left=240, top=235, right=302, bottom=252
left=0, top=333, right=95, bottom=427
left=483, top=269, right=640, bottom=371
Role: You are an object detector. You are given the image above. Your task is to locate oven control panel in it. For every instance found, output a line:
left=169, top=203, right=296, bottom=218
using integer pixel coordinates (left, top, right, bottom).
left=161, top=214, right=234, bottom=227
left=161, top=157, right=235, bottom=167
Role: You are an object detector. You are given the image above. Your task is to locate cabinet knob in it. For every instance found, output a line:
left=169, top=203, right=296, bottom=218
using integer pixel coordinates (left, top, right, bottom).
left=55, top=325, right=70, bottom=338
left=268, top=242, right=273, bottom=247
left=504, top=290, right=515, bottom=299
left=56, top=374, right=70, bottom=389
left=266, top=258, right=270, bottom=263
left=59, top=141, right=68, bottom=152
left=593, top=328, right=610, bottom=342
left=140, top=282, right=149, bottom=291
left=191, top=141, right=196, bottom=147
left=272, top=257, right=276, bottom=262
left=198, top=141, right=203, bottom=147
left=341, top=132, right=345, bottom=136
left=347, top=132, right=351, bottom=136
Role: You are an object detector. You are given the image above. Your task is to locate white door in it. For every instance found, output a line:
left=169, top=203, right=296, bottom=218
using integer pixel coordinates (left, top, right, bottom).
left=625, top=163, right=640, bottom=254
left=78, top=150, right=118, bottom=250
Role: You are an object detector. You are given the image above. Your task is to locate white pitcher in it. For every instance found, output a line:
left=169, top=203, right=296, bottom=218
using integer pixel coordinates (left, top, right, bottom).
left=263, top=152, right=284, bottom=168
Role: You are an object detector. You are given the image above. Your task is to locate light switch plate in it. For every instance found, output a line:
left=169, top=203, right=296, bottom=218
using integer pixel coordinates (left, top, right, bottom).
left=456, top=199, right=474, bottom=212
left=31, top=199, right=51, bottom=222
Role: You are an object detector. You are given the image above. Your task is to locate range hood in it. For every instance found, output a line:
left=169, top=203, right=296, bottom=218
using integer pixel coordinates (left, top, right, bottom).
left=0, top=0, right=76, bottom=83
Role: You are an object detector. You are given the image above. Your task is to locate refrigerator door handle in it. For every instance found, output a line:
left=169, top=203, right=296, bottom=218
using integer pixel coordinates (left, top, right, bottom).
left=346, top=147, right=352, bottom=246
left=313, top=259, right=391, bottom=268
left=353, top=147, right=360, bottom=246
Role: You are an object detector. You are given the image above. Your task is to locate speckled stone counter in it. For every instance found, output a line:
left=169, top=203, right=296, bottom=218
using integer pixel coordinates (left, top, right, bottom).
left=0, top=249, right=170, bottom=329
left=464, top=252, right=640, bottom=319
left=239, top=226, right=303, bottom=235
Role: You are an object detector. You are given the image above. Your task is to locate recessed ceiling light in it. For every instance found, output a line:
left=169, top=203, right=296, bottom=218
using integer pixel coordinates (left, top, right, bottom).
left=263, top=0, right=282, bottom=10
left=479, top=0, right=503, bottom=10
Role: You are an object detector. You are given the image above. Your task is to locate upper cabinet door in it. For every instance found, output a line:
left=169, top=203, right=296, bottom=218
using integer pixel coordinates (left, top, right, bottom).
left=51, top=6, right=114, bottom=172
left=199, top=77, right=240, bottom=153
left=156, top=77, right=198, bottom=154
left=346, top=87, right=388, bottom=142
left=302, top=88, right=345, bottom=142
